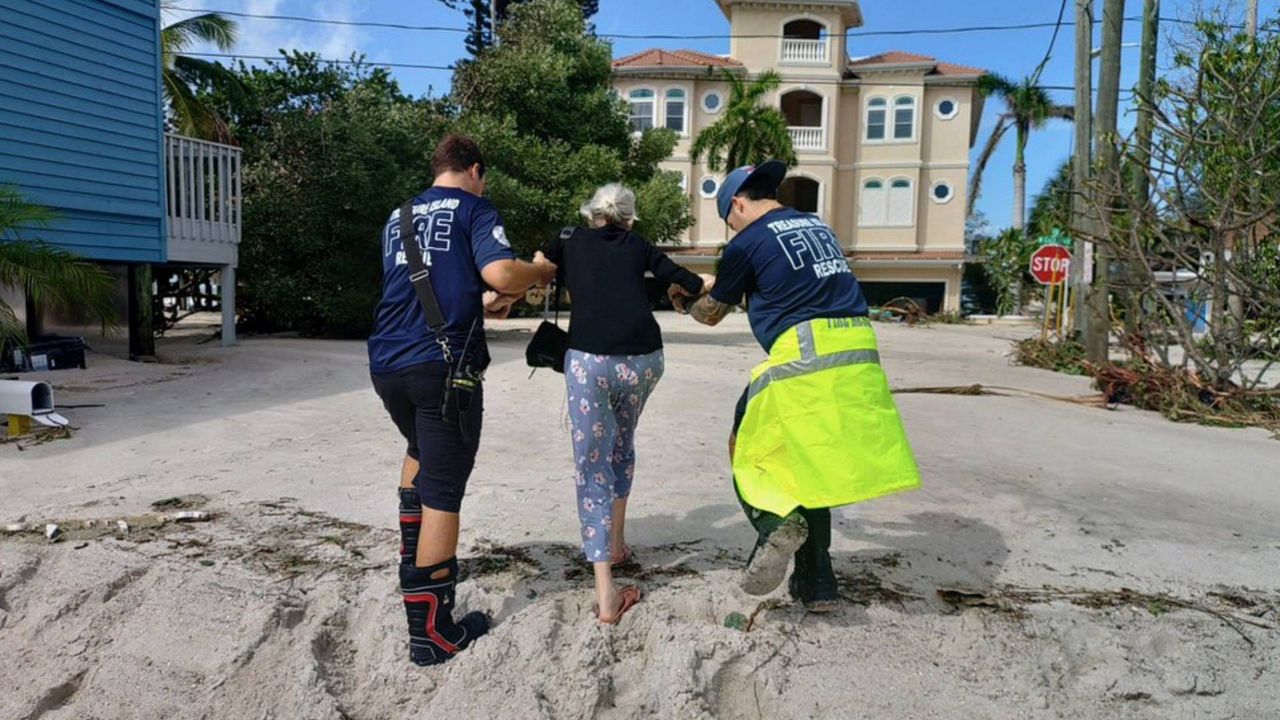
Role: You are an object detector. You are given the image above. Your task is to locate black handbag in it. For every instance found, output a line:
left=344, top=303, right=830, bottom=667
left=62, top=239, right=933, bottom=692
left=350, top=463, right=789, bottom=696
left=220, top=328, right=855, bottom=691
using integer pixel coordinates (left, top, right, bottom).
left=525, top=227, right=572, bottom=373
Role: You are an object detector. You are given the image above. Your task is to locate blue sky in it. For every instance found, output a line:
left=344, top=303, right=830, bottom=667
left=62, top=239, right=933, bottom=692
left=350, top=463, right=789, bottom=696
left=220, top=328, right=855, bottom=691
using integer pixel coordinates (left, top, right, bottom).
left=167, top=0, right=1278, bottom=231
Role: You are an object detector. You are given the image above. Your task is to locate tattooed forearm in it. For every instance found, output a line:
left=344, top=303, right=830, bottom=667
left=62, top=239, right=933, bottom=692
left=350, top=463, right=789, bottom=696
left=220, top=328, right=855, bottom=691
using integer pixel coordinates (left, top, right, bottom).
left=687, top=295, right=732, bottom=326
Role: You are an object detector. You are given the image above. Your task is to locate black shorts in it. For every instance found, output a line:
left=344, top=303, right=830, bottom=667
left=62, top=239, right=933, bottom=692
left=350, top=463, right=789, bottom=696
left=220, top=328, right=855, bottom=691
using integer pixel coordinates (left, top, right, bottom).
left=371, top=362, right=483, bottom=513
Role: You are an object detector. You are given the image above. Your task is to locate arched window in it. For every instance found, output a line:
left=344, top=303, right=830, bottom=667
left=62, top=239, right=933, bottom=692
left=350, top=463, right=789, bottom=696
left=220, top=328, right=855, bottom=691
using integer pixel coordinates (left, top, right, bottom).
left=866, top=97, right=887, bottom=141
left=779, top=176, right=821, bottom=215
left=628, top=89, right=655, bottom=132
left=893, top=96, right=916, bottom=140
left=859, top=179, right=886, bottom=226
left=888, top=178, right=914, bottom=225
left=860, top=178, right=915, bottom=226
left=665, top=88, right=687, bottom=134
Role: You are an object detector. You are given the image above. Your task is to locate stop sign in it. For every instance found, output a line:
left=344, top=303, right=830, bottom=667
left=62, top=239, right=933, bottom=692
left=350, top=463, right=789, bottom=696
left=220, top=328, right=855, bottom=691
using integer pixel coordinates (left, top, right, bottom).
left=1030, top=244, right=1072, bottom=285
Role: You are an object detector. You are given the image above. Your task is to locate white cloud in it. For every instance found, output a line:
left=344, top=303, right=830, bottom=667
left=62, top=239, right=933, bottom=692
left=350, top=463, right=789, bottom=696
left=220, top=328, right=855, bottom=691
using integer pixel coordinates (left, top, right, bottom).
left=165, top=0, right=369, bottom=67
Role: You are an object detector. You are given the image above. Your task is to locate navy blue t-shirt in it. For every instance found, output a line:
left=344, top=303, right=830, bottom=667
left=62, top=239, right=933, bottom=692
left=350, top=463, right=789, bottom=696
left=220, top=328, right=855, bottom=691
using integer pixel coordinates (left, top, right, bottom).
left=367, top=187, right=515, bottom=374
left=710, top=207, right=868, bottom=352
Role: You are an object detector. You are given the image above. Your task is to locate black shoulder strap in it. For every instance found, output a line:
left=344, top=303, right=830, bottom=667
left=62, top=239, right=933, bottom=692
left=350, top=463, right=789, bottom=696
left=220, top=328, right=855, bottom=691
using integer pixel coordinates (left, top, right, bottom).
left=546, top=227, right=575, bottom=324
left=399, top=200, right=453, bottom=363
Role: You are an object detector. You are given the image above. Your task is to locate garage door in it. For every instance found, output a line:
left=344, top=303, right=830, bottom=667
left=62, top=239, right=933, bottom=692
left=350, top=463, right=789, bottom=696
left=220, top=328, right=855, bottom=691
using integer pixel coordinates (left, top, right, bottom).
left=860, top=282, right=946, bottom=314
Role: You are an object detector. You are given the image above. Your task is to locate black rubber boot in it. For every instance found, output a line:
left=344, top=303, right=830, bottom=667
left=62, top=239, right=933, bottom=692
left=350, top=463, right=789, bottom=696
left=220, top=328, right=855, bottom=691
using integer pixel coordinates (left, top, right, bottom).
left=741, top=512, right=808, bottom=596
left=400, top=557, right=491, bottom=666
left=789, top=508, right=839, bottom=612
left=399, top=488, right=421, bottom=564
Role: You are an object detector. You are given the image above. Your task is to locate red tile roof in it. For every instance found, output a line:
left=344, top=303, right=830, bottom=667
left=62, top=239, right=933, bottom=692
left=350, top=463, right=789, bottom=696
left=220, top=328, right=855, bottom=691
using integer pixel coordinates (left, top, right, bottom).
left=612, top=48, right=744, bottom=70
left=849, top=51, right=936, bottom=67
left=849, top=51, right=984, bottom=77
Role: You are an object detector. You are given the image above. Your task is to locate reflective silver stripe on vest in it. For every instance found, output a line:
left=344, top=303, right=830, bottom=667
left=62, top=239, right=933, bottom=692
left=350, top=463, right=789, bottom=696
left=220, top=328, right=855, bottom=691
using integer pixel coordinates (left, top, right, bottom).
left=796, top=322, right=817, bottom=361
left=746, top=349, right=882, bottom=404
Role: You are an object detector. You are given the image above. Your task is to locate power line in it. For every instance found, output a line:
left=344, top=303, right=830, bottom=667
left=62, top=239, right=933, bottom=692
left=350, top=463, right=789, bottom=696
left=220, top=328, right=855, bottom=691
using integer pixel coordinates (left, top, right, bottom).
left=166, top=4, right=1276, bottom=40
left=1031, top=0, right=1071, bottom=83
left=180, top=52, right=454, bottom=71
left=183, top=51, right=1139, bottom=97
left=167, top=5, right=1159, bottom=40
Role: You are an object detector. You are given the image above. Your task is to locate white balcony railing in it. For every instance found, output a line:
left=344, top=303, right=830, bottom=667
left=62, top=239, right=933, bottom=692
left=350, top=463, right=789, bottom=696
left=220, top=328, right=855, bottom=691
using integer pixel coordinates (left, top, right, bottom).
left=781, top=38, right=829, bottom=64
left=788, top=126, right=825, bottom=151
left=165, top=133, right=242, bottom=266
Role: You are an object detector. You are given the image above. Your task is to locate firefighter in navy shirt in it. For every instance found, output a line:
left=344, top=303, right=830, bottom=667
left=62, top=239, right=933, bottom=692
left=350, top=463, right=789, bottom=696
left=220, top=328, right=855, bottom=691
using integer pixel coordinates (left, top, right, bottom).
left=368, top=135, right=555, bottom=666
left=674, top=161, right=920, bottom=613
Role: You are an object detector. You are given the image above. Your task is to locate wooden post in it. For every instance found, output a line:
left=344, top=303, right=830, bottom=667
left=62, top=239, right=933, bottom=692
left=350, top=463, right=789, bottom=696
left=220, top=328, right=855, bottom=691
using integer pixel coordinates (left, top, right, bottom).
left=1085, top=0, right=1126, bottom=364
left=1133, top=0, right=1158, bottom=208
left=1070, top=0, right=1095, bottom=338
left=1122, top=0, right=1160, bottom=336
left=128, top=264, right=156, bottom=360
left=221, top=264, right=236, bottom=347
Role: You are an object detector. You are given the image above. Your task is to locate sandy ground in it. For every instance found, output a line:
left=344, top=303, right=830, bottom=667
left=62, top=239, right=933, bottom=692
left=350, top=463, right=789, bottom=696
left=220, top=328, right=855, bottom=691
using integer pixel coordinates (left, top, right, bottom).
left=1, top=315, right=1278, bottom=720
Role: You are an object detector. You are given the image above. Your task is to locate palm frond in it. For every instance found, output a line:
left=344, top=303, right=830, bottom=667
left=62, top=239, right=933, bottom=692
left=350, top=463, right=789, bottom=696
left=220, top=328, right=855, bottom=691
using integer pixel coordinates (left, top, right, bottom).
left=164, top=64, right=233, bottom=142
left=0, top=185, right=56, bottom=235
left=0, top=299, right=24, bottom=352
left=968, top=115, right=1013, bottom=216
left=0, top=241, right=118, bottom=335
left=1047, top=103, right=1075, bottom=122
left=977, top=73, right=1018, bottom=99
left=162, top=11, right=237, bottom=53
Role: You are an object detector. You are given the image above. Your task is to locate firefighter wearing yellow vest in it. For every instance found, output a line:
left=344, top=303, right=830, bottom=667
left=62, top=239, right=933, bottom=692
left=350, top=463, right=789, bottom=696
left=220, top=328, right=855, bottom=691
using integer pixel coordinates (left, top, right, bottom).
left=673, top=161, right=920, bottom=611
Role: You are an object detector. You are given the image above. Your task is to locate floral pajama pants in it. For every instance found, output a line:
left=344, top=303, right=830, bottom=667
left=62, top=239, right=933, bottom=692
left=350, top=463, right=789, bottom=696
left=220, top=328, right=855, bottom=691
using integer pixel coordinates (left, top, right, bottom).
left=565, top=349, right=664, bottom=562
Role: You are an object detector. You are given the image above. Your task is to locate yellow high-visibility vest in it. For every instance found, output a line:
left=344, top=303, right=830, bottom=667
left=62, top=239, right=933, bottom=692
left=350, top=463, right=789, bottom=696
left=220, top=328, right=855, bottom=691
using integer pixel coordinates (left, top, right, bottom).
left=733, top=317, right=921, bottom=517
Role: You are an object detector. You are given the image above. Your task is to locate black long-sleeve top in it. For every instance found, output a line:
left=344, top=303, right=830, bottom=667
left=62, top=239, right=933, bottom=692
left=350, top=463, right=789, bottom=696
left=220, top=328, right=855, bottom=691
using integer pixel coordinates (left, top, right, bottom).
left=542, top=224, right=704, bottom=356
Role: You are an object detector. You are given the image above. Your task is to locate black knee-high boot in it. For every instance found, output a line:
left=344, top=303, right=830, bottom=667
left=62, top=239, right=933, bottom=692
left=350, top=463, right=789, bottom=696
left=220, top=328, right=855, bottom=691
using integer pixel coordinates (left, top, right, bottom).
left=400, top=557, right=490, bottom=666
left=789, top=508, right=839, bottom=609
left=399, top=488, right=422, bottom=564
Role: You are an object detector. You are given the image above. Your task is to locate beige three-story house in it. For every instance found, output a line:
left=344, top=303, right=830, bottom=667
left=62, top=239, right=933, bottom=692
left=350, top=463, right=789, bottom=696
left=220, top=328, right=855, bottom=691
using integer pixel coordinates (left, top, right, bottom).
left=612, top=0, right=985, bottom=312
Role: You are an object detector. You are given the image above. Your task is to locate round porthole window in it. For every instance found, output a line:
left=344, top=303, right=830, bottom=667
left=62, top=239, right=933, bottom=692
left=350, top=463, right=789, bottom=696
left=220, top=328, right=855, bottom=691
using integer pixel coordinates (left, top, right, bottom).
left=931, top=181, right=955, bottom=204
left=702, top=91, right=723, bottom=114
left=935, top=98, right=959, bottom=120
left=699, top=176, right=720, bottom=199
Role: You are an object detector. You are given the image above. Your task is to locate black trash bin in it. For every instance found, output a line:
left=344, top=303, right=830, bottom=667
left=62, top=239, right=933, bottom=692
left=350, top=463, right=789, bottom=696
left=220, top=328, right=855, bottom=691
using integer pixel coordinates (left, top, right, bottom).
left=4, top=336, right=88, bottom=372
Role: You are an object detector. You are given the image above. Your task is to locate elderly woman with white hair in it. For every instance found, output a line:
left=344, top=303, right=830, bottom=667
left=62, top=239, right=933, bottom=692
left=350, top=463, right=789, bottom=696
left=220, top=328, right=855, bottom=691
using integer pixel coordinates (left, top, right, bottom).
left=538, top=183, right=712, bottom=624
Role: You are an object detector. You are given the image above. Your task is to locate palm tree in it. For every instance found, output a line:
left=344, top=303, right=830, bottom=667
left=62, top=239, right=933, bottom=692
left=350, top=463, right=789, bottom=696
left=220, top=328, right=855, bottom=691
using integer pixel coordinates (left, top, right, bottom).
left=967, top=73, right=1073, bottom=233
left=691, top=70, right=797, bottom=172
left=161, top=3, right=240, bottom=142
left=0, top=186, right=117, bottom=350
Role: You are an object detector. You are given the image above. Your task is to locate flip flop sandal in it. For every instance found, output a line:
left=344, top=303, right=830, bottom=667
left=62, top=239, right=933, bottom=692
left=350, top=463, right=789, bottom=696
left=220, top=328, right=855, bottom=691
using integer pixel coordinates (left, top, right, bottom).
left=593, top=585, right=642, bottom=625
left=611, top=545, right=637, bottom=567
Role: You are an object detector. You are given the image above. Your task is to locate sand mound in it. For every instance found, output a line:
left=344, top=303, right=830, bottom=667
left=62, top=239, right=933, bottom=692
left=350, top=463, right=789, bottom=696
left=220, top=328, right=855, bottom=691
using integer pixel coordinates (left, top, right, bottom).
left=1, top=498, right=1277, bottom=719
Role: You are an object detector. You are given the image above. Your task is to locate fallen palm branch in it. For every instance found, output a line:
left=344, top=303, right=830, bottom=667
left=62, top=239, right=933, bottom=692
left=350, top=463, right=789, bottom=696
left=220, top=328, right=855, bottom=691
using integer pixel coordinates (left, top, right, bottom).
left=1089, top=362, right=1280, bottom=436
left=938, top=585, right=1277, bottom=645
left=892, top=384, right=1108, bottom=408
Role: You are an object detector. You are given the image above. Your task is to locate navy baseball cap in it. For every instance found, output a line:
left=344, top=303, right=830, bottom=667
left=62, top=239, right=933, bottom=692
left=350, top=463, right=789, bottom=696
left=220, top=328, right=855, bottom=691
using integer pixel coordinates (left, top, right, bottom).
left=716, top=160, right=787, bottom=220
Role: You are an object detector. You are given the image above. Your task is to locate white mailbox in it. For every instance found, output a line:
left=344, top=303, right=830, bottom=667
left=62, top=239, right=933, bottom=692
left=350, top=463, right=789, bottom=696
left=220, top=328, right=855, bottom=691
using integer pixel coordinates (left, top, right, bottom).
left=0, top=379, right=69, bottom=427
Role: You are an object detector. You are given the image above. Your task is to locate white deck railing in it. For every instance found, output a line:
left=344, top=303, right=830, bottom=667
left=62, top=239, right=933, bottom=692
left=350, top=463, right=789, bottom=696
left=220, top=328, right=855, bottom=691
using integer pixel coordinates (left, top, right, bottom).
left=781, top=38, right=828, bottom=64
left=165, top=133, right=241, bottom=266
left=788, top=126, right=825, bottom=151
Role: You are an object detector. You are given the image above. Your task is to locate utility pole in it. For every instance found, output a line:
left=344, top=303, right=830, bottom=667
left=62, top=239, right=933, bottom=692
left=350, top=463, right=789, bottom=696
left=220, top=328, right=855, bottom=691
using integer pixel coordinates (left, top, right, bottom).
left=1084, top=0, right=1125, bottom=363
left=1132, top=0, right=1158, bottom=206
left=1070, top=0, right=1095, bottom=337
left=490, top=0, right=500, bottom=46
left=1120, top=0, right=1159, bottom=334
left=1247, top=0, right=1259, bottom=38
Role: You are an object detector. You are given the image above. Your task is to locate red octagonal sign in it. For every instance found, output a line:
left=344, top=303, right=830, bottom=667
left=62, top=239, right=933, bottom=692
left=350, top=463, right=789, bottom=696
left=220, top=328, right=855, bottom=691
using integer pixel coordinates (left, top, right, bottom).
left=1030, top=244, right=1072, bottom=286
